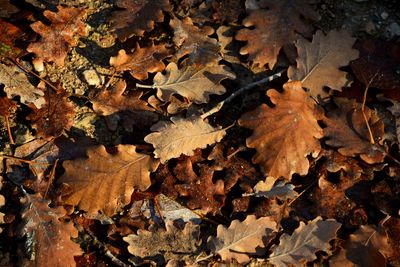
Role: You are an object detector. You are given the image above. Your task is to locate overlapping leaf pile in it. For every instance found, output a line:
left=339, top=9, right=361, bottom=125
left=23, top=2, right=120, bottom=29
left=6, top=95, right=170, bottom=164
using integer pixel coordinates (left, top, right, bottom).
left=0, top=0, right=399, bottom=266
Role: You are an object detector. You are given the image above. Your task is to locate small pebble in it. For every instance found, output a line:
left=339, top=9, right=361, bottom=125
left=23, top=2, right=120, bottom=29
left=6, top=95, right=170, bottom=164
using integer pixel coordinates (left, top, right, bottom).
left=83, top=69, right=103, bottom=86
left=381, top=12, right=389, bottom=20
left=389, top=22, right=400, bottom=36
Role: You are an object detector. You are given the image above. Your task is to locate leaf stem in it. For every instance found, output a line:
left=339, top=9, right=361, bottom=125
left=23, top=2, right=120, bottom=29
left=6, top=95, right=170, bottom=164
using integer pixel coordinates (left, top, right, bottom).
left=135, top=83, right=156, bottom=89
left=4, top=115, right=14, bottom=144
left=361, top=84, right=375, bottom=144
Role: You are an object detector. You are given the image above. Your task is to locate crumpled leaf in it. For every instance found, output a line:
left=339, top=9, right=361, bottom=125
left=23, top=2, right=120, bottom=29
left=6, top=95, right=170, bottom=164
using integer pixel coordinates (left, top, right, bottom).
left=236, top=0, right=320, bottom=68
left=153, top=62, right=236, bottom=104
left=239, top=81, right=324, bottom=180
left=110, top=0, right=172, bottom=41
left=212, top=0, right=243, bottom=23
left=0, top=18, right=27, bottom=58
left=253, top=177, right=298, bottom=200
left=144, top=116, right=226, bottom=163
left=0, top=96, right=17, bottom=117
left=27, top=6, right=88, bottom=66
left=288, top=30, right=359, bottom=99
left=208, top=215, right=277, bottom=264
left=0, top=63, right=45, bottom=108
left=0, top=0, right=19, bottom=18
left=59, top=145, right=159, bottom=216
left=170, top=16, right=221, bottom=65
left=27, top=88, right=76, bottom=140
left=110, top=43, right=170, bottom=81
left=323, top=98, right=385, bottom=164
left=123, top=221, right=200, bottom=265
left=18, top=193, right=82, bottom=267
left=269, top=216, right=341, bottom=267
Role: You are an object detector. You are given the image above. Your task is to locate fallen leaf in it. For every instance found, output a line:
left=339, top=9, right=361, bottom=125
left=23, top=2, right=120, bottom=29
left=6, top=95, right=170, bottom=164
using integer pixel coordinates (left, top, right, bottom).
left=288, top=30, right=359, bottom=99
left=123, top=221, right=200, bottom=265
left=0, top=18, right=26, bottom=58
left=110, top=0, right=172, bottom=41
left=0, top=176, right=4, bottom=233
left=269, top=216, right=341, bottom=267
left=208, top=215, right=277, bottom=264
left=27, top=6, right=88, bottom=66
left=0, top=96, right=17, bottom=117
left=212, top=0, right=243, bottom=23
left=144, top=116, right=226, bottom=163
left=0, top=0, right=19, bottom=18
left=59, top=145, right=159, bottom=216
left=239, top=81, right=324, bottom=180
left=18, top=193, right=82, bottom=267
left=236, top=0, right=320, bottom=68
left=323, top=98, right=385, bottom=164
left=0, top=63, right=45, bottom=108
left=27, top=88, right=76, bottom=140
left=253, top=177, right=299, bottom=200
left=153, top=62, right=236, bottom=104
left=109, top=43, right=170, bottom=81
left=170, top=16, right=221, bottom=65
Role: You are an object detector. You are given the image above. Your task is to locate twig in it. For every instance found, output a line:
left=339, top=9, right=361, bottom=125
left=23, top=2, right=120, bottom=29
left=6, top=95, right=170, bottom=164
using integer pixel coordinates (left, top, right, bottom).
left=200, top=69, right=286, bottom=119
left=361, top=84, right=375, bottom=144
left=4, top=115, right=14, bottom=144
left=287, top=180, right=318, bottom=206
left=135, top=83, right=155, bottom=89
left=44, top=158, right=59, bottom=198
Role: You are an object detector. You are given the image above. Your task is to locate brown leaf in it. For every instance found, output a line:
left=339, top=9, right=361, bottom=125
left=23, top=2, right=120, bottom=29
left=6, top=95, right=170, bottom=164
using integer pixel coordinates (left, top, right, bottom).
left=153, top=62, right=236, bottom=104
left=170, top=16, right=221, bottom=65
left=27, top=6, right=88, bottom=66
left=0, top=0, right=19, bottom=18
left=59, top=145, right=159, bottom=216
left=269, top=217, right=341, bottom=267
left=207, top=215, right=277, bottom=264
left=0, top=176, right=4, bottom=233
left=110, top=0, right=172, bottom=41
left=173, top=158, right=225, bottom=215
left=144, top=116, right=226, bottom=163
left=109, top=43, right=170, bottom=81
left=212, top=0, right=243, bottom=23
left=18, top=194, right=82, bottom=267
left=253, top=177, right=299, bottom=200
left=0, top=18, right=26, bottom=58
left=288, top=30, right=359, bottom=99
left=27, top=88, right=76, bottom=140
left=323, top=98, right=385, bottom=164
left=0, top=63, right=45, bottom=108
left=239, top=81, right=324, bottom=180
left=0, top=96, right=17, bottom=117
left=123, top=221, right=200, bottom=265
left=236, top=0, right=320, bottom=68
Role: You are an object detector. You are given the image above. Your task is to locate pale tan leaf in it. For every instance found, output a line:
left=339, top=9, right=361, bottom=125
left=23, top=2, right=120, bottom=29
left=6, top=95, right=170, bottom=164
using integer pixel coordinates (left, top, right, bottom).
left=253, top=177, right=298, bottom=200
left=153, top=62, right=236, bottom=104
left=59, top=145, right=159, bottom=216
left=18, top=193, right=82, bottom=267
left=269, top=216, right=341, bottom=267
left=144, top=116, right=226, bottom=163
left=238, top=81, right=324, bottom=180
left=288, top=30, right=359, bottom=99
left=207, top=215, right=278, bottom=264
left=0, top=63, right=45, bottom=108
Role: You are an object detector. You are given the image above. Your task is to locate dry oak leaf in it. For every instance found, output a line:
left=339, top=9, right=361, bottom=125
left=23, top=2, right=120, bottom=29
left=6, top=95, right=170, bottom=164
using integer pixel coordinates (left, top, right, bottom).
left=0, top=0, right=19, bottom=18
left=109, top=43, right=170, bottom=81
left=0, top=63, right=45, bottom=108
left=212, top=0, right=243, bottom=23
left=238, top=81, right=324, bottom=180
left=0, top=18, right=27, bottom=58
left=153, top=62, right=236, bottom=104
left=123, top=221, right=200, bottom=265
left=0, top=96, right=17, bottom=117
left=288, top=30, right=359, bottom=99
left=18, top=193, right=82, bottom=267
left=269, top=216, right=341, bottom=267
left=110, top=0, right=172, bottom=41
left=59, top=145, right=159, bottom=216
left=170, top=16, right=221, bottom=65
left=323, top=98, right=385, bottom=164
left=27, top=6, right=88, bottom=66
left=235, top=0, right=320, bottom=68
left=208, top=215, right=278, bottom=264
left=144, top=116, right=226, bottom=163
left=253, top=177, right=299, bottom=200
left=27, top=88, right=75, bottom=140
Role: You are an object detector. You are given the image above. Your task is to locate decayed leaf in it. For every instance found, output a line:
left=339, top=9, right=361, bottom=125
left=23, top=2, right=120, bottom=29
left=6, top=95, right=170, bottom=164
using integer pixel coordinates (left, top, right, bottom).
left=27, top=6, right=88, bottom=66
left=0, top=63, right=45, bottom=108
left=0, top=18, right=26, bottom=58
left=269, top=216, right=341, bottom=267
left=110, top=43, right=170, bottom=81
left=236, top=0, right=320, bottom=68
left=27, top=88, right=76, bottom=140
left=330, top=225, right=393, bottom=267
left=144, top=116, right=226, bottom=163
left=0, top=176, right=4, bottom=233
left=388, top=100, right=400, bottom=144
left=110, top=0, right=172, bottom=41
left=123, top=221, right=200, bottom=265
left=239, top=81, right=324, bottom=180
left=0, top=96, right=17, bottom=117
left=170, top=16, right=221, bottom=65
left=59, top=145, right=159, bottom=216
left=253, top=177, right=298, bottom=200
left=153, top=62, right=236, bottom=104
left=208, top=215, right=277, bottom=264
left=212, top=0, right=243, bottom=23
left=324, top=98, right=385, bottom=164
left=288, top=30, right=359, bottom=99
left=0, top=0, right=18, bottom=18
left=18, top=194, right=82, bottom=267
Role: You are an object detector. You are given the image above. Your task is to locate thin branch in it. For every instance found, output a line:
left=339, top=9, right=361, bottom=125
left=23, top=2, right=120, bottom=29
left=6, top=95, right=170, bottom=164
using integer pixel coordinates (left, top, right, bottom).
left=4, top=115, right=14, bottom=144
left=44, top=158, right=59, bottom=198
left=361, top=84, right=375, bottom=144
left=135, top=83, right=155, bottom=89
